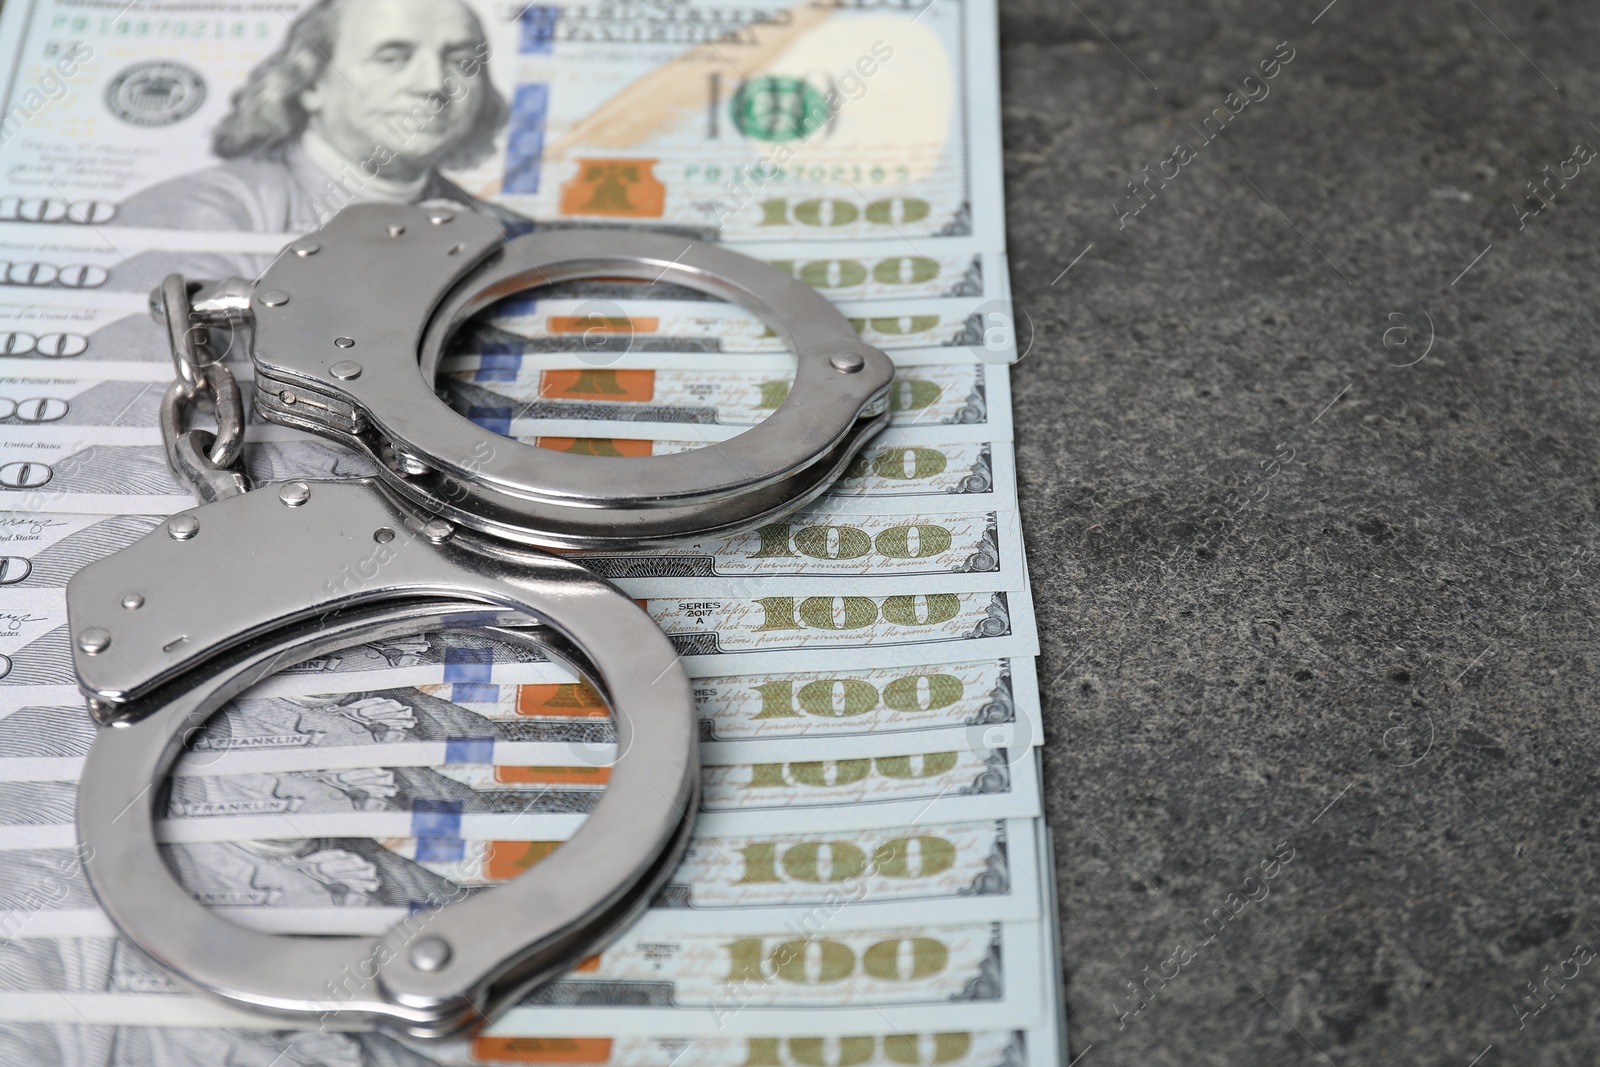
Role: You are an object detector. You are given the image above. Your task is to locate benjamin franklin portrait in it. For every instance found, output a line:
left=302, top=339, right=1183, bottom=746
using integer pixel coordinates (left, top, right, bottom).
left=113, top=0, right=521, bottom=233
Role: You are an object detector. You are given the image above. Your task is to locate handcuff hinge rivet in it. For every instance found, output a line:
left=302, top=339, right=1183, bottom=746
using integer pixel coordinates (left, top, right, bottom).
left=410, top=937, right=451, bottom=972
left=258, top=290, right=290, bottom=308
left=830, top=352, right=865, bottom=373
left=278, top=481, right=311, bottom=507
left=388, top=224, right=406, bottom=237
left=167, top=515, right=200, bottom=540
left=330, top=360, right=363, bottom=380
left=78, top=628, right=111, bottom=655
left=420, top=518, right=454, bottom=542
left=121, top=593, right=144, bottom=611
left=428, top=211, right=454, bottom=225
left=334, top=337, right=356, bottom=349
left=292, top=242, right=320, bottom=257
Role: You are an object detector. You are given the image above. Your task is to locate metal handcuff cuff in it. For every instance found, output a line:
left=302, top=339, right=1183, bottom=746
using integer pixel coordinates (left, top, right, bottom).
left=64, top=203, right=895, bottom=1038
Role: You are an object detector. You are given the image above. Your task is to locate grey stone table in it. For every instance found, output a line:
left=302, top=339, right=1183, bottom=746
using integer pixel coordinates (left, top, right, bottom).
left=998, top=1, right=1598, bottom=1063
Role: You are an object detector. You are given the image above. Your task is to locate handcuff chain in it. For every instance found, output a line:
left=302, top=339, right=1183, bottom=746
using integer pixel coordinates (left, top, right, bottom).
left=155, top=273, right=250, bottom=503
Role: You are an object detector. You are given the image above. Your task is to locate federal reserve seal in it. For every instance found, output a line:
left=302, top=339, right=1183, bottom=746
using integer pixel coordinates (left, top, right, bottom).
left=104, top=62, right=206, bottom=127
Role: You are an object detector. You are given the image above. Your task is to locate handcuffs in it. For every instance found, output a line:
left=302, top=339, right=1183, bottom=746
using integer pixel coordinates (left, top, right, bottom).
left=64, top=203, right=894, bottom=1038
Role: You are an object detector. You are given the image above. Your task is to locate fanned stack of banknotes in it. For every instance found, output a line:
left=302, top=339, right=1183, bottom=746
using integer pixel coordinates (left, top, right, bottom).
left=0, top=0, right=1064, bottom=1062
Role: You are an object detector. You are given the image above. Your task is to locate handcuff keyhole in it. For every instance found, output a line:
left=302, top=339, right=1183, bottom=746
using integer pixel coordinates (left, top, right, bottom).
left=373, top=527, right=395, bottom=544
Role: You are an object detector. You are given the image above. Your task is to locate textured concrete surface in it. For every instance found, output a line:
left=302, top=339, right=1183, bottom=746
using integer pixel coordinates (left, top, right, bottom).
left=997, top=2, right=1600, bottom=1064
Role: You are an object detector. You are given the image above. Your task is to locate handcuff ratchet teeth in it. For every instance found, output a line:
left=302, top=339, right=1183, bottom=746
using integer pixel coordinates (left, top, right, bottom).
left=65, top=203, right=895, bottom=1038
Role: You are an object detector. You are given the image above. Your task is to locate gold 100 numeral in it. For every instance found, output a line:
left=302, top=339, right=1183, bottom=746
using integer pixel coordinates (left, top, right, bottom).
left=750, top=674, right=964, bottom=720
left=742, top=1033, right=974, bottom=1067
left=753, top=594, right=961, bottom=631
left=749, top=523, right=954, bottom=561
left=726, top=936, right=949, bottom=984
left=736, top=834, right=958, bottom=884
left=759, top=197, right=931, bottom=228
left=745, top=754, right=959, bottom=789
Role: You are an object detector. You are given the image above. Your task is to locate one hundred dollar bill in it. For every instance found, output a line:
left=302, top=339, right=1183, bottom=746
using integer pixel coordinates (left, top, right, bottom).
left=0, top=245, right=1015, bottom=362
left=0, top=223, right=1010, bottom=307
left=431, top=657, right=1038, bottom=745
left=0, top=691, right=1033, bottom=782
left=642, top=589, right=1035, bottom=673
left=0, top=738, right=1039, bottom=846
left=0, top=492, right=1023, bottom=596
left=0, top=375, right=1009, bottom=447
left=0, top=658, right=1037, bottom=781
left=0, top=584, right=1042, bottom=700
left=467, top=293, right=1014, bottom=359
left=0, top=606, right=569, bottom=707
left=440, top=360, right=1007, bottom=440
left=0, top=921, right=1041, bottom=1032
left=450, top=1029, right=1049, bottom=1067
left=0, top=375, right=262, bottom=442
left=0, top=0, right=1005, bottom=246
left=0, top=580, right=1039, bottom=705
left=0, top=817, right=1036, bottom=937
left=5, top=581, right=1038, bottom=680
left=0, top=422, right=1014, bottom=516
left=0, top=300, right=178, bottom=372
left=0, top=1023, right=1049, bottom=1067
left=0, top=234, right=272, bottom=298
left=573, top=508, right=1024, bottom=595
left=462, top=431, right=1015, bottom=498
left=0, top=297, right=1011, bottom=380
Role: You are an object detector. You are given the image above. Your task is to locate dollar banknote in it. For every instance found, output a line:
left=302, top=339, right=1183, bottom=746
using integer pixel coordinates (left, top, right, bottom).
left=574, top=509, right=1023, bottom=595
left=0, top=496, right=1023, bottom=598
left=0, top=300, right=169, bottom=371
left=0, top=1023, right=1049, bottom=1067
left=0, top=693, right=1032, bottom=782
left=0, top=242, right=1016, bottom=363
left=0, top=296, right=1012, bottom=382
left=0, top=658, right=1037, bottom=783
left=7, top=585, right=1035, bottom=692
left=172, top=734, right=1033, bottom=831
left=0, top=423, right=1013, bottom=520
left=0, top=372, right=1006, bottom=451
left=0, top=921, right=1039, bottom=1031
left=641, top=589, right=1033, bottom=672
left=0, top=224, right=1009, bottom=312
left=430, top=657, right=1036, bottom=745
left=0, top=817, right=1035, bottom=937
left=0, top=737, right=1038, bottom=847
left=0, top=0, right=1005, bottom=246
left=0, top=232, right=272, bottom=297
left=0, top=375, right=259, bottom=443
left=465, top=293, right=1015, bottom=360
left=437, top=1028, right=1046, bottom=1067
left=456, top=432, right=1013, bottom=500
left=439, top=359, right=1007, bottom=439
left=0, top=581, right=1039, bottom=706
left=0, top=430, right=381, bottom=513
left=4, top=567, right=1036, bottom=677
left=0, top=609, right=568, bottom=707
